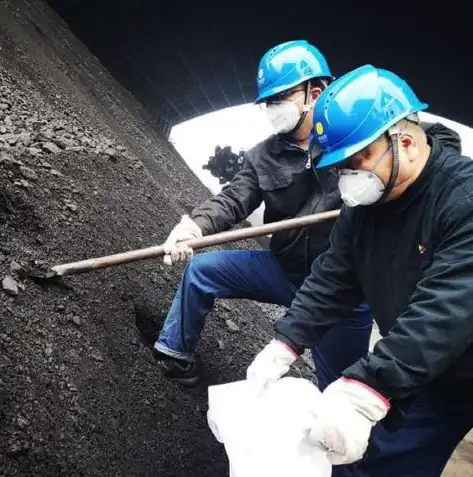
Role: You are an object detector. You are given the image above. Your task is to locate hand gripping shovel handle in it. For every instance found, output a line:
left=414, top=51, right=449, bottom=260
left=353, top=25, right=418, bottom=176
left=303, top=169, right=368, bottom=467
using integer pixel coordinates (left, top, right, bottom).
left=51, top=209, right=340, bottom=277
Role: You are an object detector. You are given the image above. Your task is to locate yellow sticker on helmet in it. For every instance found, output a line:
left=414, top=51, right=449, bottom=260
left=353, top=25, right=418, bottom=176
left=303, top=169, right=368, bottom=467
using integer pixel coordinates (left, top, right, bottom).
left=315, top=122, right=324, bottom=135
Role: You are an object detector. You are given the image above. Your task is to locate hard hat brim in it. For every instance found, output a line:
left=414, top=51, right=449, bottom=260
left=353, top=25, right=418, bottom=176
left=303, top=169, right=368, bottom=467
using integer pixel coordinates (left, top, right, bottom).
left=314, top=102, right=428, bottom=169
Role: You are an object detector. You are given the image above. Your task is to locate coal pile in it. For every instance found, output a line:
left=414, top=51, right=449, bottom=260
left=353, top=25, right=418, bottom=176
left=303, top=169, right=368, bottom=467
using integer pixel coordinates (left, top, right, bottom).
left=0, top=2, right=315, bottom=476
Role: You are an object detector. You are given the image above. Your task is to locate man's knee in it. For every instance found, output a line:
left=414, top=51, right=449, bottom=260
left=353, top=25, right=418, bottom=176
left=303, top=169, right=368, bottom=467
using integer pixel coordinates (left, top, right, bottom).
left=184, top=251, right=226, bottom=283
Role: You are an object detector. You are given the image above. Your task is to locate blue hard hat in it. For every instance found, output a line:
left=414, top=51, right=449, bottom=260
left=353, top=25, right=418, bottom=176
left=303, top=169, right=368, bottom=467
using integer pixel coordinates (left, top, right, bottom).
left=255, top=40, right=332, bottom=103
left=310, top=64, right=429, bottom=169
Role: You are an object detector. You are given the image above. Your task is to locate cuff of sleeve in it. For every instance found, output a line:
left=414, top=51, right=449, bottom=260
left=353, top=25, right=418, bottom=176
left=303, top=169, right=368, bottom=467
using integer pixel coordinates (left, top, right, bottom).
left=190, top=214, right=212, bottom=236
left=342, top=360, right=395, bottom=401
left=341, top=377, right=391, bottom=410
left=275, top=334, right=304, bottom=357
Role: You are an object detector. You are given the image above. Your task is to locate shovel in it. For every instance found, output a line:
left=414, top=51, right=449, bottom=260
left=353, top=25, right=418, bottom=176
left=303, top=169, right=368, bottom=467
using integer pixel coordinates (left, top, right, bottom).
left=48, top=209, right=340, bottom=278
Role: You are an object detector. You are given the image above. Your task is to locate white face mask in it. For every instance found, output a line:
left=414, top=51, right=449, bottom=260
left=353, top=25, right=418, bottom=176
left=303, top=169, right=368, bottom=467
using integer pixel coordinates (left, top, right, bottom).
left=337, top=145, right=394, bottom=207
left=338, top=169, right=385, bottom=207
left=264, top=100, right=302, bottom=134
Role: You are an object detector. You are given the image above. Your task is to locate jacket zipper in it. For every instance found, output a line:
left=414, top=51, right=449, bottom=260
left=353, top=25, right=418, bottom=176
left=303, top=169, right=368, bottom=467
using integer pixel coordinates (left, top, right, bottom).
left=305, top=153, right=312, bottom=169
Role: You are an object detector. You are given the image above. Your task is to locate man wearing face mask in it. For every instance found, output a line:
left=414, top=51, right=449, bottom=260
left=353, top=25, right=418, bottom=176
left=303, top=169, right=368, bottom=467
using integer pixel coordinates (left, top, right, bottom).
left=143, top=40, right=460, bottom=389
left=246, top=65, right=472, bottom=477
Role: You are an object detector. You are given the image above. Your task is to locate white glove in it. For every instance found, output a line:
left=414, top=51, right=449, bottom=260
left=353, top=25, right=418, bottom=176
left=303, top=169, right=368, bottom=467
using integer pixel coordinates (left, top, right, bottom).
left=246, top=339, right=298, bottom=394
left=309, top=377, right=390, bottom=465
left=163, top=215, right=202, bottom=266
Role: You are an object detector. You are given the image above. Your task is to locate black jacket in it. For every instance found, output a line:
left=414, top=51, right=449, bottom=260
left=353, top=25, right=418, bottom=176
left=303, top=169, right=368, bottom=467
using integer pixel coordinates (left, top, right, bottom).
left=274, top=133, right=473, bottom=400
left=191, top=123, right=461, bottom=288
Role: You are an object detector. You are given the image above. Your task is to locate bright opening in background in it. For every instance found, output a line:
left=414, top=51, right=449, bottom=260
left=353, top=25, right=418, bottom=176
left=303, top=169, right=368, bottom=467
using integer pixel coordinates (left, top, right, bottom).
left=170, top=106, right=473, bottom=228
left=170, top=103, right=274, bottom=225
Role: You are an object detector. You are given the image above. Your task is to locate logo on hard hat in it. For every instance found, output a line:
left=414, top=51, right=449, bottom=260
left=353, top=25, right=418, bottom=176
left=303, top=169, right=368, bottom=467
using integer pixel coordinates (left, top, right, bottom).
left=315, top=122, right=324, bottom=135
left=257, top=68, right=265, bottom=86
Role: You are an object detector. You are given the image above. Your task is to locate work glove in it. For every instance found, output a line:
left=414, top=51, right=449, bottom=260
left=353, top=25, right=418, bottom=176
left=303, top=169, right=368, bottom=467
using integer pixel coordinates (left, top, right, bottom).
left=246, top=339, right=299, bottom=394
left=163, top=215, right=202, bottom=266
left=309, top=377, right=390, bottom=465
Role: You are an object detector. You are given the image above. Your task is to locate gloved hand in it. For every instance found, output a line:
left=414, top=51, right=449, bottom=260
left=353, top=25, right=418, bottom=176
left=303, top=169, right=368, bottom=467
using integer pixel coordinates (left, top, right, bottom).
left=246, top=339, right=299, bottom=394
left=309, top=377, right=390, bottom=465
left=163, top=215, right=202, bottom=266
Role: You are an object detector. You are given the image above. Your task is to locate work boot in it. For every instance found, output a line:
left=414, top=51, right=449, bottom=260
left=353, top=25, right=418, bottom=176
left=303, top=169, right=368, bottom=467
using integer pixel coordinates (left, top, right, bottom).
left=153, top=348, right=200, bottom=387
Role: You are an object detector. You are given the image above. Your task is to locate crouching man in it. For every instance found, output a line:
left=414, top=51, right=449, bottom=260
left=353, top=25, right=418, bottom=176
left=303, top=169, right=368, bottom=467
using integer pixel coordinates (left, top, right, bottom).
left=246, top=65, right=473, bottom=477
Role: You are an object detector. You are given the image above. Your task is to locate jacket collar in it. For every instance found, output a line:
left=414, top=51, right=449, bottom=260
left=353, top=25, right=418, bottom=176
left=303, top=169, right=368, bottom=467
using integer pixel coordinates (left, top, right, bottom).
left=268, top=133, right=307, bottom=155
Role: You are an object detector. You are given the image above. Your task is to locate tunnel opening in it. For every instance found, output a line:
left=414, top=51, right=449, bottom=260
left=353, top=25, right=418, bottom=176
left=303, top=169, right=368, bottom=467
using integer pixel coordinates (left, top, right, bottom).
left=45, top=0, right=473, bottom=135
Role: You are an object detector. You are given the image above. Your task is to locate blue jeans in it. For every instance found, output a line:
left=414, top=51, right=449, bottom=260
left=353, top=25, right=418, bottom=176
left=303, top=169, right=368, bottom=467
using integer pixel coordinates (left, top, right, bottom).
left=155, top=249, right=373, bottom=389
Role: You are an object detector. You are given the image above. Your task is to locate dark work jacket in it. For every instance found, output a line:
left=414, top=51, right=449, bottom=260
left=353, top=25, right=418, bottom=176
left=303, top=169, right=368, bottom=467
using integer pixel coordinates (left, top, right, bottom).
left=274, top=135, right=473, bottom=401
left=191, top=123, right=461, bottom=288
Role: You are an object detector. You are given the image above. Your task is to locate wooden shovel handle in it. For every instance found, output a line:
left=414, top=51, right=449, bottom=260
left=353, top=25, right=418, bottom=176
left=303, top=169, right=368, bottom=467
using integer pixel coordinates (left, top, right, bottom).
left=51, top=209, right=340, bottom=277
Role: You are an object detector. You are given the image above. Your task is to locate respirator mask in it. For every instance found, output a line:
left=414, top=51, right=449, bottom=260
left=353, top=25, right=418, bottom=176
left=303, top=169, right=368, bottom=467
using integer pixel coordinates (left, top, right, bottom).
left=338, top=145, right=394, bottom=207
left=263, top=84, right=311, bottom=135
left=265, top=98, right=309, bottom=134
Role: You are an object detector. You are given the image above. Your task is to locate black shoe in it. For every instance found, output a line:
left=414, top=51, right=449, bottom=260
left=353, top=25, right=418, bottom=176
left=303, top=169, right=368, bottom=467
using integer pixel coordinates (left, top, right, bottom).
left=153, top=349, right=200, bottom=387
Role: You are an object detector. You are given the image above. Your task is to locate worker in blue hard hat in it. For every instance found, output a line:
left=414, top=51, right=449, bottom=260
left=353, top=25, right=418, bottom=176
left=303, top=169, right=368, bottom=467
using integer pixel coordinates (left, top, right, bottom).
left=138, top=40, right=373, bottom=387
left=141, top=40, right=459, bottom=394
left=246, top=64, right=473, bottom=476
left=254, top=40, right=332, bottom=137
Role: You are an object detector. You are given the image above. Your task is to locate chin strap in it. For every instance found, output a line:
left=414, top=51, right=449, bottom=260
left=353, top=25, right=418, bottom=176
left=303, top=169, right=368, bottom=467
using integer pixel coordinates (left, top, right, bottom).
left=378, top=133, right=399, bottom=203
left=378, top=121, right=407, bottom=203
left=378, top=114, right=421, bottom=203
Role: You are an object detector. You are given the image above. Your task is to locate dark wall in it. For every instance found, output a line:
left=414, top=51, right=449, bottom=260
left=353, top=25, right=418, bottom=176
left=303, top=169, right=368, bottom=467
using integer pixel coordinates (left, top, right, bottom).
left=46, top=1, right=472, bottom=134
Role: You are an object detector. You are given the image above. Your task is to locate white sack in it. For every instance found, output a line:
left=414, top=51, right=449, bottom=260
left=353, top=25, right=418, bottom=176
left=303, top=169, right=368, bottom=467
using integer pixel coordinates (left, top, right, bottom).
left=207, top=377, right=332, bottom=477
